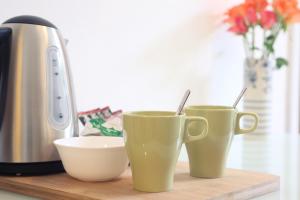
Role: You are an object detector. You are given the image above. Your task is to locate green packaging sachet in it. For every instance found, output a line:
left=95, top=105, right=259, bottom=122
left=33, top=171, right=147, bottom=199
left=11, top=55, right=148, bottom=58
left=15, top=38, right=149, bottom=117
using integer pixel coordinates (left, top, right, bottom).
left=78, top=107, right=122, bottom=137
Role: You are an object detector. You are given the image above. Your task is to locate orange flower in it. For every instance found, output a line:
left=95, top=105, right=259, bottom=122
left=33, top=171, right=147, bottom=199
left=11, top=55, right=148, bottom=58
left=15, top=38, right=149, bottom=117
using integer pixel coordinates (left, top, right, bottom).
left=261, top=10, right=277, bottom=29
left=273, top=0, right=300, bottom=23
left=225, top=3, right=257, bottom=28
left=225, top=4, right=247, bottom=24
left=245, top=0, right=268, bottom=12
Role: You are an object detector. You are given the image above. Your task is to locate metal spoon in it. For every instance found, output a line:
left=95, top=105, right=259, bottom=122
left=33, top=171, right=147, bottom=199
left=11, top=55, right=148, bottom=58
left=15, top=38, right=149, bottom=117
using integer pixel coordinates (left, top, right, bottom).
left=176, top=89, right=191, bottom=115
left=233, top=87, right=247, bottom=108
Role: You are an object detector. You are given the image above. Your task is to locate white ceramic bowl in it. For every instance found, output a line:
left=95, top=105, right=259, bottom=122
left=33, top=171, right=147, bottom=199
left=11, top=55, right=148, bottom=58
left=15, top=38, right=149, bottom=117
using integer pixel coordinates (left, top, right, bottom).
left=54, top=136, right=128, bottom=182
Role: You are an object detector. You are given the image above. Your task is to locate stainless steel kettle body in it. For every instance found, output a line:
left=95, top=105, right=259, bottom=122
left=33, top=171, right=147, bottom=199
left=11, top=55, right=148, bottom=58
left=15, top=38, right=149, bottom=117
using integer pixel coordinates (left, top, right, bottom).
left=0, top=16, right=78, bottom=174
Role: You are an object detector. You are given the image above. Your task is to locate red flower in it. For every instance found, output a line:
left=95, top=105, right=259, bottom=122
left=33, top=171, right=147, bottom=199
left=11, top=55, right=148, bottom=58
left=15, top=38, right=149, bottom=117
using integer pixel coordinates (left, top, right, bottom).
left=228, top=16, right=248, bottom=34
left=245, top=6, right=258, bottom=24
left=261, top=11, right=277, bottom=29
left=225, top=4, right=249, bottom=35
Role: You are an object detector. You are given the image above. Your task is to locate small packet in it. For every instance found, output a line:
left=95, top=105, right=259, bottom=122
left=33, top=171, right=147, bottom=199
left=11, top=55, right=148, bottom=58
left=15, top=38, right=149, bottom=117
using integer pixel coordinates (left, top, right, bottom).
left=78, top=107, right=123, bottom=137
left=101, top=106, right=112, bottom=119
left=78, top=108, right=101, bottom=125
left=101, top=110, right=123, bottom=136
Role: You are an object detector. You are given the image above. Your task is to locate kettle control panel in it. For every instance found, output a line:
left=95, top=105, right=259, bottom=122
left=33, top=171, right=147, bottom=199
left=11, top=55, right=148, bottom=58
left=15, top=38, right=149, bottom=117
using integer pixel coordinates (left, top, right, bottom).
left=47, top=46, right=70, bottom=129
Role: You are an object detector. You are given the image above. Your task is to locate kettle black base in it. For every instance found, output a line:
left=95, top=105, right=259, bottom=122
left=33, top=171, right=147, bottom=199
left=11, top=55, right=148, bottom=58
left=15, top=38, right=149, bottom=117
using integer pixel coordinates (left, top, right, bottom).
left=0, top=161, right=65, bottom=176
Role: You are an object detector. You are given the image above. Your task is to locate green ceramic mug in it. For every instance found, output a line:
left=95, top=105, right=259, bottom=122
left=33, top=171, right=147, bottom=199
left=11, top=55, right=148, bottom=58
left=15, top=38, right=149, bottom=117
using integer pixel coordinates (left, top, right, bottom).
left=123, top=111, right=208, bottom=192
left=184, top=106, right=258, bottom=178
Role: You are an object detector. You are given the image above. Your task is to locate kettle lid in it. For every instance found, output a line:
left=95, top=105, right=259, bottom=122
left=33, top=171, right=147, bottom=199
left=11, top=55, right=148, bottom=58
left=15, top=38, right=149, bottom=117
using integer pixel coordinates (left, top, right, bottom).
left=3, top=15, right=57, bottom=29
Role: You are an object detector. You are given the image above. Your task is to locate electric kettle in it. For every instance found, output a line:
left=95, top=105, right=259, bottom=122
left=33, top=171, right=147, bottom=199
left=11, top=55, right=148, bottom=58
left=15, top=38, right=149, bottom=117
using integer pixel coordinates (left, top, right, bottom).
left=0, top=16, right=79, bottom=175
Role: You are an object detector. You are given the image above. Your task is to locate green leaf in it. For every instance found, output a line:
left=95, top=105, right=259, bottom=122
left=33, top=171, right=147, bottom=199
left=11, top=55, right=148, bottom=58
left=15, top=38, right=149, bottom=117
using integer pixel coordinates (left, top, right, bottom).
left=266, top=35, right=275, bottom=41
left=264, top=34, right=276, bottom=54
left=264, top=41, right=274, bottom=53
left=250, top=46, right=260, bottom=51
left=276, top=57, right=288, bottom=69
left=282, top=22, right=288, bottom=32
left=276, top=13, right=288, bottom=31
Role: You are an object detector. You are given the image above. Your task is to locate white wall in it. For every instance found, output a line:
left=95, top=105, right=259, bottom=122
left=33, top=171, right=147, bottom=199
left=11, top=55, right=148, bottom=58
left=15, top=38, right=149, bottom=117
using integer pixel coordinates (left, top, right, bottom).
left=0, top=0, right=234, bottom=112
left=0, top=0, right=288, bottom=132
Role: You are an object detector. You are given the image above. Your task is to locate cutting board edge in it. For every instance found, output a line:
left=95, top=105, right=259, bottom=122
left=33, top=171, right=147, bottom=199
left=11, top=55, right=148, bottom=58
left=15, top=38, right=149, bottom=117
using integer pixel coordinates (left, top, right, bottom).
left=0, top=178, right=97, bottom=200
left=224, top=177, right=280, bottom=200
left=0, top=163, right=281, bottom=200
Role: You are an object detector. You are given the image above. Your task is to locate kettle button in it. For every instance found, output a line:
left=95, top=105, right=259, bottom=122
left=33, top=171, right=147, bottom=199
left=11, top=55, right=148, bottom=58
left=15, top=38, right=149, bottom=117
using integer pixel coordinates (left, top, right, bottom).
left=49, top=50, right=59, bottom=67
left=52, top=58, right=58, bottom=66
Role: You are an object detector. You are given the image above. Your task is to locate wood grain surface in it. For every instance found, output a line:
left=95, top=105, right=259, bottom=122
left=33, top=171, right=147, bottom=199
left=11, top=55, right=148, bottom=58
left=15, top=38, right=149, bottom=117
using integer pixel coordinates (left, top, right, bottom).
left=0, top=162, right=279, bottom=200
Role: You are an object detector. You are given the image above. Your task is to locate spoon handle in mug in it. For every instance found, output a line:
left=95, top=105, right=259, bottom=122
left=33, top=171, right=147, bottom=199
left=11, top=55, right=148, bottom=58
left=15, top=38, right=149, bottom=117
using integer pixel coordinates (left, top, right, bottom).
left=176, top=89, right=191, bottom=115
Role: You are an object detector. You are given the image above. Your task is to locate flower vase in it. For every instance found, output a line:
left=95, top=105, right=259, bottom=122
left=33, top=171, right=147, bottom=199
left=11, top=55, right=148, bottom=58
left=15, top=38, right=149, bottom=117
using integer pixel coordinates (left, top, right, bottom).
left=243, top=58, right=273, bottom=134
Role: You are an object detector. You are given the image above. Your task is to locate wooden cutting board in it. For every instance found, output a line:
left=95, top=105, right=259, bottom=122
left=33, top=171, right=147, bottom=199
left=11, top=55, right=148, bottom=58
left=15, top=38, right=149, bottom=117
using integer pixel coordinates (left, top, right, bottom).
left=0, top=162, right=279, bottom=200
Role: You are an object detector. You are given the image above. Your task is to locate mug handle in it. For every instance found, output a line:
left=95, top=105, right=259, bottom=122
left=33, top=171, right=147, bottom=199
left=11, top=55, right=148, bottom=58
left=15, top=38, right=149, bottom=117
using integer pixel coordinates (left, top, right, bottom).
left=235, top=112, right=258, bottom=135
left=184, top=116, right=208, bottom=143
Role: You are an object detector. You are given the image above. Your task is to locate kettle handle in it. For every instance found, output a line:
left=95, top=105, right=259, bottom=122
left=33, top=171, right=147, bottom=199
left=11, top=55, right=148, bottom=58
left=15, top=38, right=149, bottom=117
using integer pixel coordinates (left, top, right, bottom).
left=0, top=28, right=12, bottom=129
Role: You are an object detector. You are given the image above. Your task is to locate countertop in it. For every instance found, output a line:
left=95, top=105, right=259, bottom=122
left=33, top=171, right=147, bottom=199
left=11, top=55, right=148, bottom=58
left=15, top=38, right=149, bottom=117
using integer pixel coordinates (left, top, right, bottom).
left=0, top=133, right=299, bottom=200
